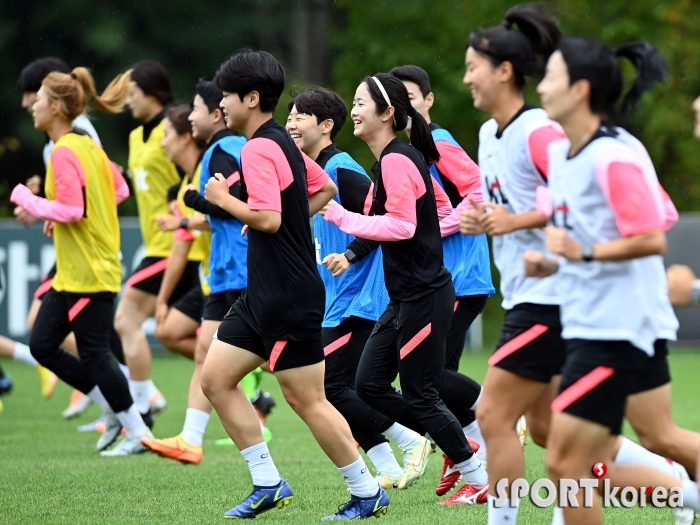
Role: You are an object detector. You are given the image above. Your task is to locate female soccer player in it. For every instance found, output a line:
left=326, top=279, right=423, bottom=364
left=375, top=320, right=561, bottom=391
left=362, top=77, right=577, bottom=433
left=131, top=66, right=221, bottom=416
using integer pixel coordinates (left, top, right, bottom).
left=322, top=73, right=488, bottom=504
left=527, top=37, right=700, bottom=525
left=458, top=5, right=566, bottom=519
left=200, top=50, right=388, bottom=520
left=9, top=68, right=151, bottom=455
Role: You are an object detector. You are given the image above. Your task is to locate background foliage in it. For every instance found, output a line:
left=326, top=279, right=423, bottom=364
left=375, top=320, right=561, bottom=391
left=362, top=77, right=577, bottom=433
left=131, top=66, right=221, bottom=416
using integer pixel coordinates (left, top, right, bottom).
left=1, top=0, right=699, bottom=214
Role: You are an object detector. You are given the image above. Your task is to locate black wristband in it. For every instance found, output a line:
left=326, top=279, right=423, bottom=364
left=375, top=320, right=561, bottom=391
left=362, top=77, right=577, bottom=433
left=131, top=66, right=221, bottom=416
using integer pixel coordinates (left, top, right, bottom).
left=343, top=249, right=357, bottom=264
left=180, top=217, right=189, bottom=230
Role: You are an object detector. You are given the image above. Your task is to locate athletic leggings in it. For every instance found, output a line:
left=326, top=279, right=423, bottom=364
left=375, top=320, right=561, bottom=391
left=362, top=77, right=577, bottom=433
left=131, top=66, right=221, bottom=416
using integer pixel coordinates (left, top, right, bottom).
left=323, top=316, right=394, bottom=452
left=30, top=289, right=132, bottom=413
left=356, top=281, right=475, bottom=464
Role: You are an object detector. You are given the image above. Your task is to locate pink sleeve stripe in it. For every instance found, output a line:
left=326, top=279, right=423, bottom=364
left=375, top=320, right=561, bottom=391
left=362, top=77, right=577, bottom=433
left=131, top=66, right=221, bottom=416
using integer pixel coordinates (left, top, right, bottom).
left=399, top=323, right=432, bottom=360
left=268, top=340, right=288, bottom=371
left=434, top=140, right=481, bottom=197
left=658, top=185, right=678, bottom=230
left=241, top=138, right=287, bottom=213
left=324, top=333, right=353, bottom=356
left=175, top=228, right=195, bottom=242
left=488, top=324, right=549, bottom=366
left=363, top=184, right=374, bottom=215
left=227, top=171, right=241, bottom=186
left=551, top=366, right=615, bottom=413
left=431, top=176, right=452, bottom=220
left=68, top=297, right=91, bottom=322
left=323, top=200, right=416, bottom=241
left=302, top=148, right=331, bottom=195
left=526, top=124, right=566, bottom=178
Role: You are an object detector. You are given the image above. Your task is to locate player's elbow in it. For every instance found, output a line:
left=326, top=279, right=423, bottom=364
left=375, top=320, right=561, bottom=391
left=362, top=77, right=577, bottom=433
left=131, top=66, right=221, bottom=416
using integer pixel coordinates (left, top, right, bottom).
left=645, top=230, right=666, bottom=256
left=256, top=212, right=282, bottom=233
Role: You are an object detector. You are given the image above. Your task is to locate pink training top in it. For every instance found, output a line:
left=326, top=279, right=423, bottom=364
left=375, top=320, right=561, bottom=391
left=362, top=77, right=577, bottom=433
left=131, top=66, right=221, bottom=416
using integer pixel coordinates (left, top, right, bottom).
left=433, top=140, right=482, bottom=236
left=241, top=138, right=329, bottom=213
left=10, top=146, right=129, bottom=223
left=527, top=123, right=565, bottom=179
left=325, top=152, right=449, bottom=241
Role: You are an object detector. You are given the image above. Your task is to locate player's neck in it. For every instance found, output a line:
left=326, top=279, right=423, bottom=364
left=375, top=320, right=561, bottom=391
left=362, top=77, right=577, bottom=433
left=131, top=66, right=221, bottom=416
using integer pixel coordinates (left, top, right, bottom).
left=46, top=118, right=73, bottom=143
left=366, top=128, right=396, bottom=161
left=306, top=137, right=333, bottom=161
left=491, top=91, right=525, bottom=132
left=143, top=104, right=164, bottom=123
left=562, top=109, right=601, bottom=158
left=242, top=112, right=275, bottom=140
left=179, top=144, right=201, bottom=176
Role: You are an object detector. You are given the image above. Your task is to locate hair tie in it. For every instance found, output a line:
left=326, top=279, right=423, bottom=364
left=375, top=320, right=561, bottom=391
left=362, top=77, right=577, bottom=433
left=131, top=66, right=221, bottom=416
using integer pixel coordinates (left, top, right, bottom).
left=70, top=72, right=78, bottom=80
left=371, top=76, right=397, bottom=127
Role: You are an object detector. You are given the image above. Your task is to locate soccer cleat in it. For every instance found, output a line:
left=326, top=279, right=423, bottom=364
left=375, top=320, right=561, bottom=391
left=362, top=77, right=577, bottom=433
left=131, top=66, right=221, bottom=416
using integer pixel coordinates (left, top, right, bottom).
left=100, top=431, right=152, bottom=456
left=322, top=488, right=390, bottom=520
left=516, top=415, right=528, bottom=450
left=140, top=409, right=154, bottom=429
left=376, top=474, right=401, bottom=490
left=62, top=390, right=92, bottom=419
left=37, top=366, right=57, bottom=400
left=252, top=390, right=276, bottom=424
left=223, top=479, right=293, bottom=519
left=438, top=482, right=488, bottom=505
left=435, top=436, right=481, bottom=496
left=96, top=413, right=123, bottom=451
left=149, top=390, right=167, bottom=414
left=397, top=437, right=433, bottom=489
left=671, top=461, right=696, bottom=525
left=141, top=434, right=203, bottom=464
left=0, top=370, right=13, bottom=396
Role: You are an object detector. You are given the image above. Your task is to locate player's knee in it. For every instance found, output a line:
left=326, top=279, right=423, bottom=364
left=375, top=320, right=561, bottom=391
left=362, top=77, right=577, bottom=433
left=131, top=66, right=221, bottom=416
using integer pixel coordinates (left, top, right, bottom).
left=637, top=430, right=673, bottom=457
left=527, top=417, right=550, bottom=448
left=545, top=447, right=569, bottom=480
left=199, top=368, right=217, bottom=401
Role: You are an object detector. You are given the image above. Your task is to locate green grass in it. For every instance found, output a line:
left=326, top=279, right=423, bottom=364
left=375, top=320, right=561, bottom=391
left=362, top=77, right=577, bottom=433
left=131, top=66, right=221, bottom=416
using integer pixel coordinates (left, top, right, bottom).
left=2, top=349, right=699, bottom=524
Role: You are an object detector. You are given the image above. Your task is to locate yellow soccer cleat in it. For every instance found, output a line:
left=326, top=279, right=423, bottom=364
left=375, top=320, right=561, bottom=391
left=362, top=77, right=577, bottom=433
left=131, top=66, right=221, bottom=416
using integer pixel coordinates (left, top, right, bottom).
left=376, top=474, right=401, bottom=490
left=37, top=366, right=58, bottom=400
left=141, top=434, right=203, bottom=464
left=397, top=437, right=433, bottom=489
left=516, top=415, right=528, bottom=450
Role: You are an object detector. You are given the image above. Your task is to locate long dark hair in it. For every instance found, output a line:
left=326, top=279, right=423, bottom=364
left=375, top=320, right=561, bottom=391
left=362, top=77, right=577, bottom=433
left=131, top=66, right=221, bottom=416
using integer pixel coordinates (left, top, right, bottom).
left=363, top=73, right=440, bottom=165
left=468, top=4, right=561, bottom=89
left=558, top=38, right=668, bottom=118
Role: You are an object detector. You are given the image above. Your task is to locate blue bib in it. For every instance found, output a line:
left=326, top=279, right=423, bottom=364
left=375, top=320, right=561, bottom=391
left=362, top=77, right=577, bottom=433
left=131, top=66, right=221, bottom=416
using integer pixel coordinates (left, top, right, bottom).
left=199, top=136, right=248, bottom=294
left=314, top=152, right=389, bottom=327
left=430, top=128, right=495, bottom=297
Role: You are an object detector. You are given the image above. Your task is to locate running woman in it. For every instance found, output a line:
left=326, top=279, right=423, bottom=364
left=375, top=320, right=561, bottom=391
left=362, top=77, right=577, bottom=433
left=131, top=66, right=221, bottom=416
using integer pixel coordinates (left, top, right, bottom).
left=142, top=79, right=274, bottom=464
left=200, top=50, right=389, bottom=520
left=114, top=60, right=197, bottom=419
left=527, top=37, right=700, bottom=525
left=322, top=73, right=488, bottom=504
left=389, top=64, right=496, bottom=496
left=459, top=6, right=566, bottom=520
left=286, top=87, right=432, bottom=490
left=9, top=68, right=152, bottom=455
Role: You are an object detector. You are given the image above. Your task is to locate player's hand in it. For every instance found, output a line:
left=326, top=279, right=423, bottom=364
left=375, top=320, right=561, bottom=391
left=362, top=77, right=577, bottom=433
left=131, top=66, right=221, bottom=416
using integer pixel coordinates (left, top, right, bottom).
left=523, top=250, right=559, bottom=278
left=545, top=226, right=582, bottom=261
left=323, top=253, right=351, bottom=277
left=155, top=301, right=168, bottom=327
left=460, top=198, right=485, bottom=235
left=156, top=214, right=181, bottom=232
left=205, top=173, right=229, bottom=206
left=26, top=175, right=42, bottom=195
left=185, top=184, right=197, bottom=193
left=667, top=264, right=697, bottom=306
left=14, top=205, right=38, bottom=227
left=43, top=220, right=54, bottom=239
left=479, top=202, right=516, bottom=235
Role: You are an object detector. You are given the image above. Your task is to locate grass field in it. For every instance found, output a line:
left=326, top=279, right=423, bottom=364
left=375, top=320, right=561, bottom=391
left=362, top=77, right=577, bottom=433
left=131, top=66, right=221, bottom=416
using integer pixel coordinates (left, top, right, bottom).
left=2, top=349, right=699, bottom=524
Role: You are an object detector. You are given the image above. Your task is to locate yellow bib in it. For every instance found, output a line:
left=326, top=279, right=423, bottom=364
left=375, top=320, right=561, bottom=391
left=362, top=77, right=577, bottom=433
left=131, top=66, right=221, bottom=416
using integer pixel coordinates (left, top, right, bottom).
left=128, top=119, right=181, bottom=258
left=177, top=163, right=211, bottom=295
left=46, top=133, right=122, bottom=293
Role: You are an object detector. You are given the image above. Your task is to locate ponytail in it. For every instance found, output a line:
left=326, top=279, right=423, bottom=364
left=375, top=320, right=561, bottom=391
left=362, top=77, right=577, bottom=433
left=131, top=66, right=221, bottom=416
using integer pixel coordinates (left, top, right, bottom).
left=71, top=67, right=130, bottom=115
left=468, top=4, right=561, bottom=89
left=407, top=105, right=440, bottom=165
left=558, top=37, right=668, bottom=119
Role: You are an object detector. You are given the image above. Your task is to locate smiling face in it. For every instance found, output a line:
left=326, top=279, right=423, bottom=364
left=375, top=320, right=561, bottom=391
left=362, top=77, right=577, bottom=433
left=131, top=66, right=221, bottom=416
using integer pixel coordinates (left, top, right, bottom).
left=463, top=47, right=501, bottom=113
left=31, top=86, right=55, bottom=131
left=693, top=95, right=700, bottom=139
left=219, top=90, right=248, bottom=132
left=161, top=118, right=190, bottom=164
left=285, top=104, right=327, bottom=155
left=537, top=51, right=578, bottom=124
left=351, top=81, right=388, bottom=142
left=189, top=94, right=216, bottom=142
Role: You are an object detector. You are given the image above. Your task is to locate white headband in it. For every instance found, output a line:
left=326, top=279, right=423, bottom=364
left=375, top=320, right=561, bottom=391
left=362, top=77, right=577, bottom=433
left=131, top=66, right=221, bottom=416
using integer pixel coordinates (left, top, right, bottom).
left=371, top=76, right=397, bottom=126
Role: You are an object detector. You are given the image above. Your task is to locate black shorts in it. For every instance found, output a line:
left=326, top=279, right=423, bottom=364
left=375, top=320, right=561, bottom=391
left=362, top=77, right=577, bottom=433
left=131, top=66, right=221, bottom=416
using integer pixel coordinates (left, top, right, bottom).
left=323, top=316, right=376, bottom=392
left=202, top=289, right=243, bottom=322
left=489, top=303, right=565, bottom=383
left=215, top=309, right=324, bottom=372
left=628, top=339, right=671, bottom=395
left=34, top=264, right=58, bottom=300
left=552, top=339, right=649, bottom=435
left=125, top=256, right=201, bottom=305
left=172, top=286, right=205, bottom=322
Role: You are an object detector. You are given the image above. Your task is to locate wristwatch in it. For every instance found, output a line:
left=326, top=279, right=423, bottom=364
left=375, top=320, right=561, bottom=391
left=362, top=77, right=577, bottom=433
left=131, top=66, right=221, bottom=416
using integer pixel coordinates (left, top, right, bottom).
left=180, top=217, right=189, bottom=230
left=581, top=244, right=594, bottom=262
left=690, top=280, right=700, bottom=305
left=343, top=249, right=357, bottom=265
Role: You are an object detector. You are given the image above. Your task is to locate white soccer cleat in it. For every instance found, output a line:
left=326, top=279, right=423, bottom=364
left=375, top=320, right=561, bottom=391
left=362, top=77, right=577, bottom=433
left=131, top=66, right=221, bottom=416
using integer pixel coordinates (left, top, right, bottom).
left=149, top=390, right=167, bottom=414
left=96, top=414, right=122, bottom=451
left=62, top=391, right=93, bottom=419
left=516, top=416, right=528, bottom=450
left=100, top=431, right=152, bottom=456
left=671, top=461, right=696, bottom=525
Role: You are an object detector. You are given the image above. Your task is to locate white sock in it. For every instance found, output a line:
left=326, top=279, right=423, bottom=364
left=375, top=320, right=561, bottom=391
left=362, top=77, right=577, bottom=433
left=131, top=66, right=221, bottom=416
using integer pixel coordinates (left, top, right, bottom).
left=130, top=380, right=151, bottom=413
left=682, top=480, right=700, bottom=511
left=241, top=442, right=281, bottom=487
left=455, top=454, right=488, bottom=485
left=488, top=494, right=519, bottom=525
left=366, top=442, right=402, bottom=477
left=119, top=363, right=130, bottom=380
left=614, top=437, right=674, bottom=476
left=471, top=388, right=483, bottom=410
left=463, top=420, right=487, bottom=457
left=87, top=386, right=114, bottom=414
left=181, top=408, right=210, bottom=447
left=339, top=456, right=379, bottom=498
left=13, top=342, right=38, bottom=367
left=116, top=404, right=149, bottom=439
left=382, top=423, right=422, bottom=450
left=551, top=506, right=565, bottom=525
left=146, top=378, right=158, bottom=399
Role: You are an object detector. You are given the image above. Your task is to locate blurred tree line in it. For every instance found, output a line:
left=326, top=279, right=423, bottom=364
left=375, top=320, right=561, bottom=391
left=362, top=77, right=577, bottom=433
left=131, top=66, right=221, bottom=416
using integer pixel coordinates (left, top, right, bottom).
left=1, top=0, right=699, bottom=217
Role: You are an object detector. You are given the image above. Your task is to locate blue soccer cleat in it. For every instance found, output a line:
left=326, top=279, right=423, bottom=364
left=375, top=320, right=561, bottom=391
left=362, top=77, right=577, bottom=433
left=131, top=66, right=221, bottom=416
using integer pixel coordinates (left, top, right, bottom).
left=223, top=479, right=293, bottom=519
left=0, top=370, right=12, bottom=396
left=322, top=488, right=390, bottom=520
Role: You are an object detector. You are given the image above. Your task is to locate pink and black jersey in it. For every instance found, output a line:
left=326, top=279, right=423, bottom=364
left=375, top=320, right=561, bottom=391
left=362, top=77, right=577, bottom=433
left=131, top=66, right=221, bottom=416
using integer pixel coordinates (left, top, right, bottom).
left=547, top=125, right=668, bottom=355
left=231, top=119, right=329, bottom=340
